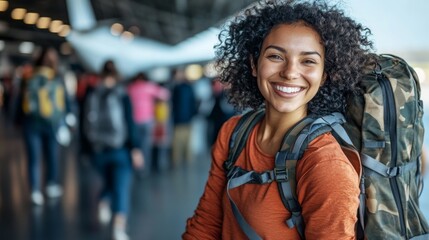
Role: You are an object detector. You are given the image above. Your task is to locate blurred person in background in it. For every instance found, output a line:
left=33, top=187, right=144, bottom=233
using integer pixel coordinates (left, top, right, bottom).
left=75, top=70, right=100, bottom=109
left=153, top=96, right=172, bottom=171
left=11, top=63, right=34, bottom=128
left=19, top=47, right=68, bottom=205
left=0, top=69, right=13, bottom=118
left=171, top=68, right=198, bottom=168
left=207, top=78, right=236, bottom=146
left=0, top=80, right=3, bottom=109
left=79, top=60, right=144, bottom=240
left=127, top=72, right=170, bottom=176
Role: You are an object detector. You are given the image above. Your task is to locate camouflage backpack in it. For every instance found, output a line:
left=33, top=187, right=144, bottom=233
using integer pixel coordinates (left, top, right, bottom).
left=344, top=54, right=429, bottom=239
left=224, top=54, right=429, bottom=239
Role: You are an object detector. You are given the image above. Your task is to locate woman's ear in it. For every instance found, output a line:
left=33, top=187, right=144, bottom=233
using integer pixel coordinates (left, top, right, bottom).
left=250, top=56, right=257, bottom=77
left=321, top=72, right=327, bottom=85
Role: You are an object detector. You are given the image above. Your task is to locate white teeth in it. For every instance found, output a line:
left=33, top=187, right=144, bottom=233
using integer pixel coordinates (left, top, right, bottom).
left=275, top=85, right=301, bottom=93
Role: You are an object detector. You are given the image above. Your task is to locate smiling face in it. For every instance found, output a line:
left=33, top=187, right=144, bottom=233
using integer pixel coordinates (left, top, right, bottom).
left=252, top=22, right=325, bottom=118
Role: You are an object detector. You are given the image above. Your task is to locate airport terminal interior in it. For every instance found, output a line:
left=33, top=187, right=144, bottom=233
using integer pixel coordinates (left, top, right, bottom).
left=0, top=0, right=429, bottom=239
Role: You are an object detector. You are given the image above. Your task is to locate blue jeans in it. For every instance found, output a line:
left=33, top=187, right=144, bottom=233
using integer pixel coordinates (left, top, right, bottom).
left=22, top=121, right=60, bottom=192
left=91, top=148, right=132, bottom=215
left=137, top=121, right=154, bottom=174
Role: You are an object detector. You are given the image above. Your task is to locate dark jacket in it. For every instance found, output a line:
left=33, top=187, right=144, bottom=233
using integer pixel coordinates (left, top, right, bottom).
left=172, top=82, right=197, bottom=125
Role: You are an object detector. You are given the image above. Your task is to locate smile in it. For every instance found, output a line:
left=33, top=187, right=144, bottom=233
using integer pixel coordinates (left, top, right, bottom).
left=274, top=85, right=302, bottom=94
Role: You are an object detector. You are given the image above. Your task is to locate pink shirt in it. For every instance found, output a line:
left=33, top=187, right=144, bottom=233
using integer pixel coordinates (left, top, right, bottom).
left=127, top=81, right=170, bottom=124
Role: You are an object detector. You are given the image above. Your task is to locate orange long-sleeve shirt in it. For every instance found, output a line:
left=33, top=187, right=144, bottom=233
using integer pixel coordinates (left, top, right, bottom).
left=183, top=115, right=360, bottom=240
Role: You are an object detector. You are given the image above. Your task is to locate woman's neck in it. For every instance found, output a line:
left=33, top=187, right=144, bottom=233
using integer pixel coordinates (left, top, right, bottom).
left=256, top=109, right=307, bottom=155
left=103, top=76, right=117, bottom=88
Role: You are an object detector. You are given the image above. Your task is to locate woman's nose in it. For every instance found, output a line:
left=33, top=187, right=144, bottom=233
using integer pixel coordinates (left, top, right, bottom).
left=280, top=61, right=300, bottom=80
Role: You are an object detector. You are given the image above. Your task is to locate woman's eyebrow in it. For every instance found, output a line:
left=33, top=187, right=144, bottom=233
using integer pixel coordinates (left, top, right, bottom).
left=301, top=51, right=322, bottom=58
left=264, top=45, right=322, bottom=58
left=264, top=45, right=286, bottom=53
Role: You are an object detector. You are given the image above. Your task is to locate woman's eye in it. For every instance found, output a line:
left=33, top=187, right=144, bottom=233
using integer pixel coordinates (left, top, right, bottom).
left=303, top=59, right=317, bottom=64
left=267, top=54, right=283, bottom=61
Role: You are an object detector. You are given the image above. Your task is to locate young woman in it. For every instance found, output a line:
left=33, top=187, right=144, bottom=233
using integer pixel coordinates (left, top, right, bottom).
left=183, top=1, right=373, bottom=239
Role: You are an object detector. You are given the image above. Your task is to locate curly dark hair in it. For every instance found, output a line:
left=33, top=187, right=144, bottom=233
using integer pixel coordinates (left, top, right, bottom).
left=215, top=0, right=374, bottom=115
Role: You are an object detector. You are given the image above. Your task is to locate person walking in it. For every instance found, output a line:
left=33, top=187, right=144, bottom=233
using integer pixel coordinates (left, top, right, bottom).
left=171, top=68, right=198, bottom=168
left=20, top=47, right=68, bottom=205
left=127, top=72, right=170, bottom=175
left=80, top=60, right=144, bottom=240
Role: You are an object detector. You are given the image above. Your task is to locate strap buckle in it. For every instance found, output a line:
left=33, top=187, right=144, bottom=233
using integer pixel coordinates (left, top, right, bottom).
left=250, top=171, right=274, bottom=184
left=386, top=166, right=401, bottom=177
left=286, top=211, right=302, bottom=228
left=274, top=167, right=288, bottom=182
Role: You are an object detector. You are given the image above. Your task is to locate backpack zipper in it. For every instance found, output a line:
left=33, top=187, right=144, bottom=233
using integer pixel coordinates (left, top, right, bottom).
left=377, top=72, right=406, bottom=236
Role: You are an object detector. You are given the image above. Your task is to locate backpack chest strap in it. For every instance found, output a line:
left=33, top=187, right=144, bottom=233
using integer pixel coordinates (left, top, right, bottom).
left=361, top=153, right=418, bottom=177
left=227, top=159, right=304, bottom=237
left=227, top=166, right=274, bottom=188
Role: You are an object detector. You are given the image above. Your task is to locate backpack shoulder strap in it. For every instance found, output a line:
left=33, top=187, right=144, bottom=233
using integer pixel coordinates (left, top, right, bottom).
left=275, top=112, right=351, bottom=238
left=225, top=112, right=353, bottom=240
left=223, top=108, right=265, bottom=172
left=223, top=108, right=265, bottom=240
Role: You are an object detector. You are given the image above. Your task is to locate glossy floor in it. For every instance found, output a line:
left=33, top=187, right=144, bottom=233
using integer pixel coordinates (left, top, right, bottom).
left=0, top=115, right=428, bottom=240
left=0, top=116, right=211, bottom=240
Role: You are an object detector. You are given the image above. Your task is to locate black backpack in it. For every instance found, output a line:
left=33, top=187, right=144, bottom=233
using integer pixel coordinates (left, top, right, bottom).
left=82, top=86, right=127, bottom=152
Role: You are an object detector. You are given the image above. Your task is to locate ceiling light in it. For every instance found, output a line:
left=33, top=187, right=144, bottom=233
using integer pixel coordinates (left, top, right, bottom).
left=110, top=23, right=123, bottom=36
left=0, top=1, right=8, bottom=12
left=120, top=31, right=134, bottom=42
left=58, top=25, right=71, bottom=37
left=49, top=20, right=63, bottom=33
left=148, top=67, right=171, bottom=83
left=19, top=41, right=35, bottom=54
left=36, top=17, right=51, bottom=29
left=185, top=64, right=204, bottom=81
left=203, top=62, right=218, bottom=78
left=11, top=8, right=26, bottom=20
left=128, top=26, right=140, bottom=35
left=24, top=12, right=39, bottom=25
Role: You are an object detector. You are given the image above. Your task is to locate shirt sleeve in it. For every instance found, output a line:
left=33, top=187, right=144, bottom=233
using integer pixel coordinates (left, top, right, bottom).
left=154, top=84, right=170, bottom=101
left=182, top=116, right=240, bottom=239
left=297, top=134, right=360, bottom=239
